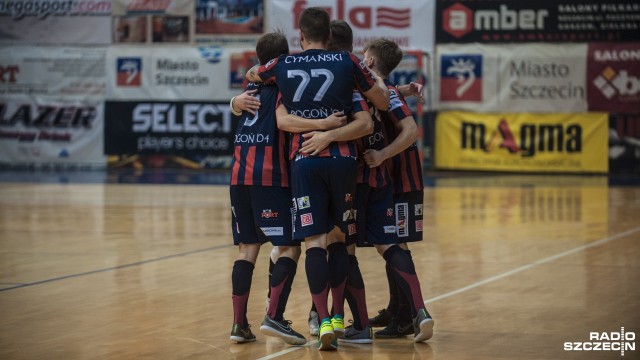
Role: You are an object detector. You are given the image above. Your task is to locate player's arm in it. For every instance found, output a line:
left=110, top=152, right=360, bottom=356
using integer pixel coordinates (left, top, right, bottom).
left=300, top=110, right=374, bottom=156
left=246, top=64, right=261, bottom=82
left=230, top=89, right=260, bottom=115
left=362, top=68, right=390, bottom=111
left=397, top=82, right=424, bottom=102
left=276, top=104, right=347, bottom=133
left=363, top=116, right=417, bottom=168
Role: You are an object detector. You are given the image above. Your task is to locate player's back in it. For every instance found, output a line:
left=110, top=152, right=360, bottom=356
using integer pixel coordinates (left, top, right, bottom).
left=273, top=49, right=359, bottom=118
left=231, top=81, right=289, bottom=187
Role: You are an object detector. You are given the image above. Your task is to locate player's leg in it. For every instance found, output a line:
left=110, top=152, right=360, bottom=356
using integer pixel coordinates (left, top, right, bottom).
left=229, top=185, right=261, bottom=343
left=266, top=246, right=280, bottom=311
left=340, top=183, right=375, bottom=343
left=326, top=227, right=348, bottom=338
left=253, top=186, right=306, bottom=345
left=325, top=156, right=358, bottom=343
left=291, top=157, right=336, bottom=350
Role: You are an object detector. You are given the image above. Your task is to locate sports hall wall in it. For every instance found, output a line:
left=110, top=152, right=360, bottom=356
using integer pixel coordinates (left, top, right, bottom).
left=0, top=0, right=638, bottom=174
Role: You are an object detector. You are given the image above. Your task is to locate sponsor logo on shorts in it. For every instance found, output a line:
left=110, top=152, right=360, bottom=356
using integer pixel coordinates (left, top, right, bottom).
left=396, top=202, right=408, bottom=237
left=261, top=227, right=284, bottom=236
left=348, top=223, right=357, bottom=236
left=344, top=193, right=353, bottom=203
left=301, top=213, right=313, bottom=226
left=343, top=209, right=356, bottom=221
left=384, top=226, right=396, bottom=233
left=415, top=204, right=423, bottom=216
left=386, top=208, right=393, bottom=217
left=415, top=220, right=423, bottom=232
left=297, top=196, right=310, bottom=209
left=261, top=209, right=279, bottom=219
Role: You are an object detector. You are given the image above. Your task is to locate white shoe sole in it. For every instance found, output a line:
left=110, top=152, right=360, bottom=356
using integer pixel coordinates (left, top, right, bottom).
left=260, top=325, right=307, bottom=345
left=413, top=318, right=434, bottom=343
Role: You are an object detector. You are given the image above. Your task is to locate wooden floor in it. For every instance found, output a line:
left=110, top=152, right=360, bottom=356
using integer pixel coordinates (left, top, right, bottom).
left=0, top=173, right=639, bottom=359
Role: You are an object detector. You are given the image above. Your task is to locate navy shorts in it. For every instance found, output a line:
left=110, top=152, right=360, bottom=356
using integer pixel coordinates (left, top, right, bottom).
left=348, top=183, right=397, bottom=247
left=291, top=156, right=357, bottom=239
left=394, top=190, right=424, bottom=243
left=229, top=185, right=297, bottom=246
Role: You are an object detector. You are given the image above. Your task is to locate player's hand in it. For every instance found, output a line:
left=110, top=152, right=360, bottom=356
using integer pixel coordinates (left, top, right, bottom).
left=234, top=89, right=260, bottom=115
left=407, top=82, right=424, bottom=103
left=321, top=111, right=347, bottom=130
left=363, top=149, right=385, bottom=168
left=300, top=131, right=332, bottom=156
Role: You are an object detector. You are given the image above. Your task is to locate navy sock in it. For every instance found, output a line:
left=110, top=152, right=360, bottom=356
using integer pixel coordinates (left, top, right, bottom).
left=231, top=260, right=255, bottom=326
left=328, top=242, right=348, bottom=316
left=305, top=247, right=330, bottom=320
left=267, top=256, right=297, bottom=321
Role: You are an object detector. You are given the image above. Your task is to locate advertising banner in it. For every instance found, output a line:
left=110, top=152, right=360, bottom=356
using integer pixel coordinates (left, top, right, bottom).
left=0, top=0, right=111, bottom=44
left=609, top=113, right=640, bottom=174
left=112, top=0, right=192, bottom=44
left=266, top=0, right=435, bottom=52
left=194, top=0, right=263, bottom=46
left=0, top=46, right=107, bottom=100
left=107, top=45, right=247, bottom=101
left=436, top=0, right=640, bottom=44
left=435, top=111, right=608, bottom=173
left=104, top=100, right=237, bottom=156
left=436, top=43, right=588, bottom=113
left=587, top=43, right=640, bottom=113
left=0, top=99, right=105, bottom=166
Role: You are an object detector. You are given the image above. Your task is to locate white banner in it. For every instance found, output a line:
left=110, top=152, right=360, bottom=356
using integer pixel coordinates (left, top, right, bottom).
left=107, top=45, right=251, bottom=101
left=0, top=46, right=107, bottom=100
left=0, top=0, right=111, bottom=44
left=0, top=99, right=106, bottom=167
left=266, top=0, right=435, bottom=52
left=435, top=43, right=588, bottom=113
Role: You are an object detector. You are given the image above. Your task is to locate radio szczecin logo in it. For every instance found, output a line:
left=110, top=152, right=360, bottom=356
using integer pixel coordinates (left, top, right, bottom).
left=564, top=327, right=636, bottom=356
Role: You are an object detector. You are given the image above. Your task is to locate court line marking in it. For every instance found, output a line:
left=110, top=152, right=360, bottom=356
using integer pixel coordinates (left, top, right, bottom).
left=0, top=244, right=233, bottom=292
left=255, top=226, right=640, bottom=360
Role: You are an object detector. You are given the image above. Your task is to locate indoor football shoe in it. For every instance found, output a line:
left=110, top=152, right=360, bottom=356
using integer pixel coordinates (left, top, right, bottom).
left=230, top=323, right=256, bottom=343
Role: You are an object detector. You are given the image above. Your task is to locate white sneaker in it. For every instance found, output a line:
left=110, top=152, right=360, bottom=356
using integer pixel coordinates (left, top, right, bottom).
left=308, top=310, right=319, bottom=336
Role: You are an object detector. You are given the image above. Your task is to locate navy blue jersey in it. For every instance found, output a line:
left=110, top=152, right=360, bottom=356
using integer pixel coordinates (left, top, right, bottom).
left=353, top=90, right=390, bottom=188
left=257, top=49, right=376, bottom=159
left=230, top=82, right=289, bottom=187
left=380, top=80, right=424, bottom=193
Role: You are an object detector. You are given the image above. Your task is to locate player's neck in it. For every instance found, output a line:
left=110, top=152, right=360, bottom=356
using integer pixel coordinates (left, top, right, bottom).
left=302, top=41, right=326, bottom=51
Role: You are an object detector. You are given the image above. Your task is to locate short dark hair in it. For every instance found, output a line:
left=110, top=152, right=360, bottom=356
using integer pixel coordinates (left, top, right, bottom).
left=363, top=38, right=403, bottom=77
left=255, top=31, right=289, bottom=65
left=298, top=7, right=330, bottom=44
left=328, top=20, right=353, bottom=52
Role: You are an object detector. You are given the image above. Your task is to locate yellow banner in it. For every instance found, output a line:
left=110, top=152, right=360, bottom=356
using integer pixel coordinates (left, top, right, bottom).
left=435, top=111, right=608, bottom=173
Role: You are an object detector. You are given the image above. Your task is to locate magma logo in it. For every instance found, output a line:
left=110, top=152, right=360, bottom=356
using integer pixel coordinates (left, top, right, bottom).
left=460, top=119, right=582, bottom=157
left=440, top=54, right=482, bottom=102
left=117, top=58, right=141, bottom=87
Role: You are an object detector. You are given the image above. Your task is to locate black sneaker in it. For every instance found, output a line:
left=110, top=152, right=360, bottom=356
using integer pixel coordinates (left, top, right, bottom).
left=260, top=315, right=307, bottom=345
left=374, top=317, right=413, bottom=338
left=338, top=325, right=373, bottom=344
left=412, top=308, right=434, bottom=343
left=368, top=308, right=393, bottom=327
left=230, top=323, right=256, bottom=343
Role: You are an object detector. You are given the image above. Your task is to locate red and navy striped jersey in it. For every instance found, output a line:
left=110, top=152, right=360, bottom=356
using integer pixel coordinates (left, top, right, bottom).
left=230, top=82, right=289, bottom=187
left=257, top=49, right=376, bottom=160
left=353, top=91, right=391, bottom=188
left=380, top=80, right=424, bottom=193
